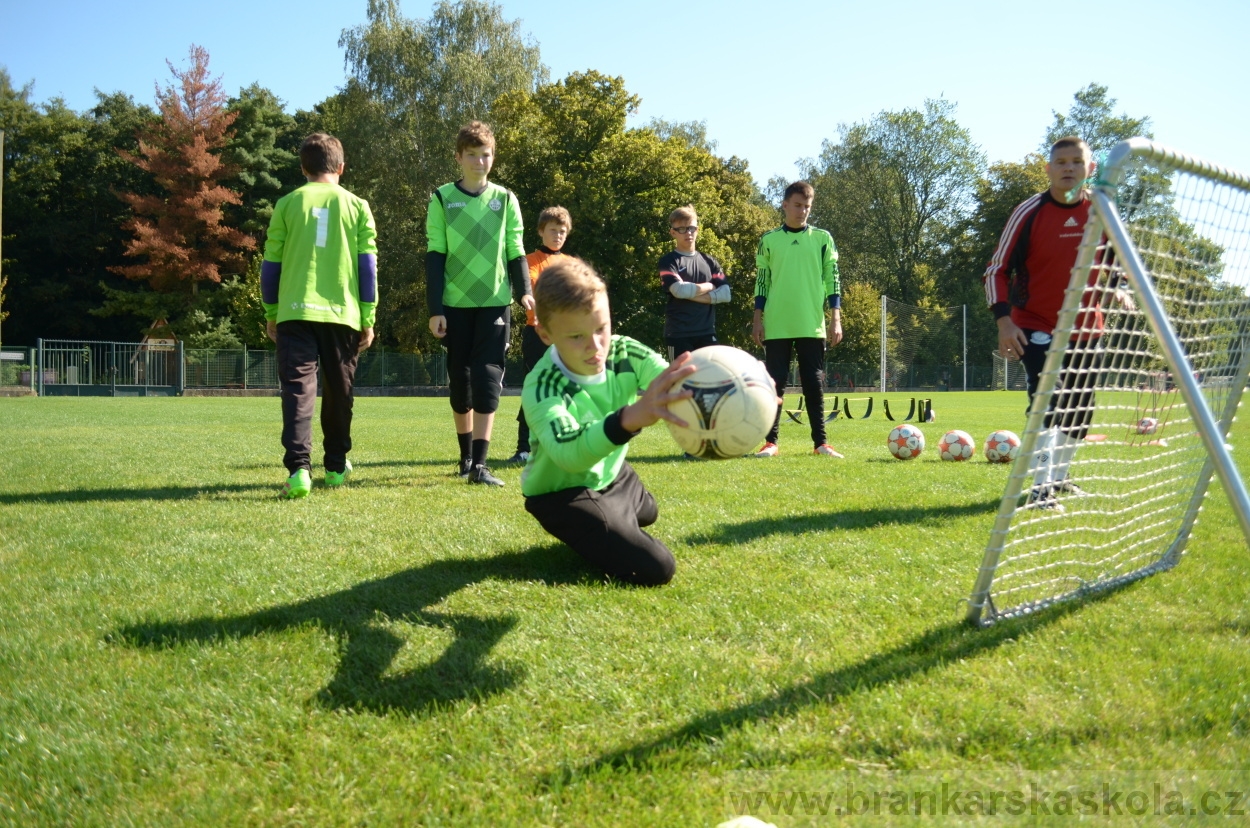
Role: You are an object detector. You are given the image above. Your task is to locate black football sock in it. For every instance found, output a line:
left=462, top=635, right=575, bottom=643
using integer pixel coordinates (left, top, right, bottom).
left=457, top=431, right=472, bottom=462
left=471, top=438, right=490, bottom=468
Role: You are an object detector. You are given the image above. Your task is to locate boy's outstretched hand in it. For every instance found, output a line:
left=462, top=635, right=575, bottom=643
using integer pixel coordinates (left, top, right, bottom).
left=619, top=352, right=698, bottom=433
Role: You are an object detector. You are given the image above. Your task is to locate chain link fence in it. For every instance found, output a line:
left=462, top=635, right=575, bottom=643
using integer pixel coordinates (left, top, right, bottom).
left=2, top=340, right=1004, bottom=394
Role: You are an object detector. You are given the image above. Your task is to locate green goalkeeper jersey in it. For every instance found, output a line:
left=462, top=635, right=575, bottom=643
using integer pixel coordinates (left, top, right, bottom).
left=754, top=224, right=840, bottom=340
left=521, top=336, right=668, bottom=497
left=426, top=181, right=525, bottom=308
left=263, top=182, right=379, bottom=328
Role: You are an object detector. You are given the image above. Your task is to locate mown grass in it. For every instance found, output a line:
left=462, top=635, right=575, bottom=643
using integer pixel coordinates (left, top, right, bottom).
left=0, top=393, right=1246, bottom=826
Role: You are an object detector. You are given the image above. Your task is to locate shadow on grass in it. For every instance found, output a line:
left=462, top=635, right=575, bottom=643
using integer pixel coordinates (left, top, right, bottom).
left=545, top=590, right=1123, bottom=786
left=0, top=470, right=479, bottom=503
left=687, top=499, right=1000, bottom=544
left=111, top=545, right=596, bottom=715
left=0, top=483, right=280, bottom=504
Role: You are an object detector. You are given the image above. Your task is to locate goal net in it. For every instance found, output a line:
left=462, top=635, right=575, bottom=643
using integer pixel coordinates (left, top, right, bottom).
left=991, top=350, right=1029, bottom=391
left=880, top=296, right=965, bottom=391
left=967, top=139, right=1250, bottom=625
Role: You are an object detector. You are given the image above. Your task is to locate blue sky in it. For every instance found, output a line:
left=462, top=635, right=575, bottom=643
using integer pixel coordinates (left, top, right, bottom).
left=3, top=0, right=1248, bottom=186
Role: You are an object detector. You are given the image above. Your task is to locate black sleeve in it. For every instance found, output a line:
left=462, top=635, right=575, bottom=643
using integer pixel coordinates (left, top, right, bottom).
left=604, top=409, right=639, bottom=445
left=426, top=252, right=446, bottom=316
left=991, top=301, right=1012, bottom=320
left=508, top=256, right=531, bottom=300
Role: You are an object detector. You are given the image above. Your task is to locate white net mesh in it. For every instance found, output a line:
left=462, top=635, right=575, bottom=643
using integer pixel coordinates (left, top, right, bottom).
left=881, top=297, right=964, bottom=391
left=970, top=141, right=1250, bottom=624
left=991, top=351, right=1029, bottom=391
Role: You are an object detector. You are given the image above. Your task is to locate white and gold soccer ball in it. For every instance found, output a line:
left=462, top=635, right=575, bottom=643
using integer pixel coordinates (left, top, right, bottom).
left=983, top=429, right=1021, bottom=463
left=666, top=346, right=777, bottom=459
left=887, top=424, right=925, bottom=460
left=938, top=429, right=976, bottom=461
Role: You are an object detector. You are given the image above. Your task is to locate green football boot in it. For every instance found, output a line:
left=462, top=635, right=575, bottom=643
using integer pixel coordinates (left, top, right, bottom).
left=282, top=468, right=312, bottom=499
left=325, top=460, right=353, bottom=488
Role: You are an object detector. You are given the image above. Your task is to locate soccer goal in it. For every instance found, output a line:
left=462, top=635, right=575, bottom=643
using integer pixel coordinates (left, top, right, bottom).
left=991, top=350, right=1029, bottom=391
left=967, top=138, right=1250, bottom=626
left=879, top=296, right=967, bottom=392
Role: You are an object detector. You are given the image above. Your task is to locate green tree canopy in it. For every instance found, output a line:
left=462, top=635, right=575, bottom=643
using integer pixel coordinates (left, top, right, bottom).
left=493, top=71, right=775, bottom=351
left=319, top=0, right=547, bottom=350
left=0, top=67, right=160, bottom=343
left=805, top=99, right=985, bottom=306
left=224, top=83, right=302, bottom=238
left=1044, top=83, right=1152, bottom=154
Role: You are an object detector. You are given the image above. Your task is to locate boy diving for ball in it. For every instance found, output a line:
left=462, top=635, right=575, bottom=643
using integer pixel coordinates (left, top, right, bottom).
left=520, top=257, right=695, bottom=586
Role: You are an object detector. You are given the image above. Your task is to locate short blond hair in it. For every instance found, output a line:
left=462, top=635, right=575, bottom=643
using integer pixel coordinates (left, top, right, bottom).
left=534, top=257, right=606, bottom=321
left=537, top=206, right=572, bottom=232
left=668, top=204, right=697, bottom=226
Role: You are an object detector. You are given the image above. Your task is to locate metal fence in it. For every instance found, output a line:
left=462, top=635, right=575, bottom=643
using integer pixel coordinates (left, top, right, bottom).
left=1, top=338, right=1008, bottom=394
left=182, top=348, right=451, bottom=389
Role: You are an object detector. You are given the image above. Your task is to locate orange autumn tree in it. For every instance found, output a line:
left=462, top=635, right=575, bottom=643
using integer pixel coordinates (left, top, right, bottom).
left=112, top=45, right=254, bottom=322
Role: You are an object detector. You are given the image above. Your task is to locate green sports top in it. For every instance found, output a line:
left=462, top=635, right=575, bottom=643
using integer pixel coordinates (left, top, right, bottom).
left=426, top=181, right=525, bottom=308
left=520, top=336, right=668, bottom=497
left=754, top=224, right=840, bottom=339
left=262, top=182, right=379, bottom=328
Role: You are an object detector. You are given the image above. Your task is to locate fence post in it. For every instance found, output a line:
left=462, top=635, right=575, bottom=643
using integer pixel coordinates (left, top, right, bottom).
left=242, top=346, right=248, bottom=390
left=176, top=341, right=185, bottom=395
left=879, top=294, right=887, bottom=393
left=962, top=304, right=967, bottom=392
left=36, top=338, right=43, bottom=396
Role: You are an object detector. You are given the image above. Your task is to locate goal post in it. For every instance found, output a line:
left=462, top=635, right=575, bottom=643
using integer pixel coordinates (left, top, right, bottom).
left=967, top=138, right=1250, bottom=626
left=879, top=295, right=966, bottom=393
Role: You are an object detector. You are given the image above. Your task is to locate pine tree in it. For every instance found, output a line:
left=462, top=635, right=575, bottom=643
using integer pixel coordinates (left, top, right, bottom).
left=112, top=45, right=254, bottom=301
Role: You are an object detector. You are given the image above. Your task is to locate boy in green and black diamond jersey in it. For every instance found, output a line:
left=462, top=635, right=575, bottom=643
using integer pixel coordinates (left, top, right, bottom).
left=426, top=121, right=533, bottom=486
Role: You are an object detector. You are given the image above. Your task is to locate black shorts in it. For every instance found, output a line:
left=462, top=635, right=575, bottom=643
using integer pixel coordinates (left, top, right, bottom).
left=444, top=305, right=510, bottom=415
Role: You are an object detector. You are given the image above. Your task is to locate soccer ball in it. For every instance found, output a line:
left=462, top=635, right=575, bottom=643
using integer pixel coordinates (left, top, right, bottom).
left=983, top=430, right=1021, bottom=463
left=666, top=346, right=777, bottom=459
left=887, top=424, right=925, bottom=460
left=924, top=407, right=936, bottom=423
left=1137, top=417, right=1160, bottom=435
left=938, top=429, right=975, bottom=461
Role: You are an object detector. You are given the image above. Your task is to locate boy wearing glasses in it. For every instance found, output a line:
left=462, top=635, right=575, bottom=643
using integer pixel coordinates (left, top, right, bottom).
left=657, top=205, right=730, bottom=360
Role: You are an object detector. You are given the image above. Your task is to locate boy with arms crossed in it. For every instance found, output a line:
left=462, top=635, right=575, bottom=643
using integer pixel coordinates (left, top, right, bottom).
left=427, top=121, right=534, bottom=487
left=521, top=258, right=696, bottom=586
left=507, top=206, right=572, bottom=464
left=752, top=181, right=843, bottom=458
left=984, top=136, right=1131, bottom=509
left=658, top=204, right=730, bottom=360
left=262, top=132, right=378, bottom=499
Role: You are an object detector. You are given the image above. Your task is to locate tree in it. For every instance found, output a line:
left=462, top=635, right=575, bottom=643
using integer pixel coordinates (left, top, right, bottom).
left=224, top=83, right=302, bottom=238
left=329, top=0, right=547, bottom=351
left=836, top=280, right=882, bottom=369
left=805, top=99, right=985, bottom=306
left=1044, top=83, right=1152, bottom=154
left=109, top=44, right=254, bottom=331
left=0, top=67, right=160, bottom=344
left=493, top=71, right=775, bottom=351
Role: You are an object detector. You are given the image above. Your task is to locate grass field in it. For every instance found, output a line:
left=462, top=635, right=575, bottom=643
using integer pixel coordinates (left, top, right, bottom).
left=1, top=393, right=1247, bottom=826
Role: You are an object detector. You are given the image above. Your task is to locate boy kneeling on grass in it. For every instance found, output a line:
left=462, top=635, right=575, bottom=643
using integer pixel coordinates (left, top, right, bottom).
left=521, top=257, right=696, bottom=586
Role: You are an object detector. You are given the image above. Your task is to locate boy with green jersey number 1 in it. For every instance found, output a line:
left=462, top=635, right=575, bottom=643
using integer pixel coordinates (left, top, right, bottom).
left=426, top=121, right=533, bottom=487
left=521, top=257, right=696, bottom=586
left=262, top=132, right=378, bottom=499
left=753, top=180, right=844, bottom=458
